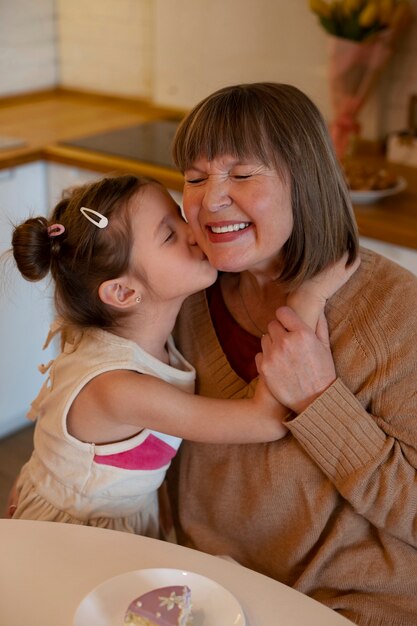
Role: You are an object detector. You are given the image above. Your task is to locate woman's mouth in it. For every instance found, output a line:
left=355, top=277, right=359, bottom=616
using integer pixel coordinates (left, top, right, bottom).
left=208, top=222, right=251, bottom=234
left=206, top=221, right=253, bottom=243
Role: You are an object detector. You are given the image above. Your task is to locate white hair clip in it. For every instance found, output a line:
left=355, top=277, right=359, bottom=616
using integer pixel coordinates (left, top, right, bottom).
left=80, top=207, right=108, bottom=229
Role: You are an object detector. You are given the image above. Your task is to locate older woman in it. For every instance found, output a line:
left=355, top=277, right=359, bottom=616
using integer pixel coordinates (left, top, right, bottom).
left=167, top=83, right=417, bottom=625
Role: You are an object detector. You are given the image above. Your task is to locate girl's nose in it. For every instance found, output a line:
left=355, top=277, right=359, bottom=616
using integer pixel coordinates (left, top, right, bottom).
left=202, top=177, right=232, bottom=212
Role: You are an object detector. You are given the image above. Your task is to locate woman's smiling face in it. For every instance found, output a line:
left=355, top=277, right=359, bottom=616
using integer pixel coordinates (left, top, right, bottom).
left=182, top=154, right=294, bottom=276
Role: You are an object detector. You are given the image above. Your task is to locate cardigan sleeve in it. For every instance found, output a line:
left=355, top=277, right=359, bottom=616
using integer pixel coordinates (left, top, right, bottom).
left=285, top=258, right=417, bottom=547
left=286, top=379, right=417, bottom=546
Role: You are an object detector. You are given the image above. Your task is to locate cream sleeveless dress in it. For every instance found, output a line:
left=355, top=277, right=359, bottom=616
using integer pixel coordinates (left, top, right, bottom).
left=14, top=326, right=195, bottom=536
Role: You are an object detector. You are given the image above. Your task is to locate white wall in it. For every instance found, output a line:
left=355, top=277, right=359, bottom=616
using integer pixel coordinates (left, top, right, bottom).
left=0, top=0, right=57, bottom=96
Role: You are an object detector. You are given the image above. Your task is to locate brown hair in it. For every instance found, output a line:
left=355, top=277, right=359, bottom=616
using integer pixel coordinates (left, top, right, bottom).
left=12, top=174, right=160, bottom=329
left=173, top=82, right=358, bottom=287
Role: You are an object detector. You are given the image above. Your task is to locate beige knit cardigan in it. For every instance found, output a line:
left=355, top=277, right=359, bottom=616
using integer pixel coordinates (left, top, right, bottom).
left=168, top=248, right=417, bottom=626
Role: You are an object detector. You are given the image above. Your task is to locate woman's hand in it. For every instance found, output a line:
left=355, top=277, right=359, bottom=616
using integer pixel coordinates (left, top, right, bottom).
left=256, top=306, right=336, bottom=415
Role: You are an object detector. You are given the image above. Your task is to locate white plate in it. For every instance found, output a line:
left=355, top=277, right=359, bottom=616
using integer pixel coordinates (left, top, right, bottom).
left=72, top=567, right=246, bottom=626
left=350, top=177, right=407, bottom=204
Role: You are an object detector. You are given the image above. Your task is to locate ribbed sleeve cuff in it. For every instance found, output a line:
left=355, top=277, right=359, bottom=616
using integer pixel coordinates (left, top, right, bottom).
left=285, top=379, right=386, bottom=482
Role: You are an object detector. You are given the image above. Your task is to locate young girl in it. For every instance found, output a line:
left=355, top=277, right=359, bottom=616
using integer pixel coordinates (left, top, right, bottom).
left=9, top=174, right=356, bottom=536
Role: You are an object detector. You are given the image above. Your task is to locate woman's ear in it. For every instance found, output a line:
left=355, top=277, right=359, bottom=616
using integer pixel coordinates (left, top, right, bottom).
left=98, top=278, right=140, bottom=309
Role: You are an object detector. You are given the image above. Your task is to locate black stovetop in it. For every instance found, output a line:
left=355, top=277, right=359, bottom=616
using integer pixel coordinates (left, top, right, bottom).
left=61, top=119, right=181, bottom=169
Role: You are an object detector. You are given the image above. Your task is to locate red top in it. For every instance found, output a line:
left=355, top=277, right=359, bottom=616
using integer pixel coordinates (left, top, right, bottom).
left=206, top=280, right=261, bottom=383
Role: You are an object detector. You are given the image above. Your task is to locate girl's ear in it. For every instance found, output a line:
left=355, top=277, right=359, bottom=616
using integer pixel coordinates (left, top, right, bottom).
left=98, top=278, right=140, bottom=309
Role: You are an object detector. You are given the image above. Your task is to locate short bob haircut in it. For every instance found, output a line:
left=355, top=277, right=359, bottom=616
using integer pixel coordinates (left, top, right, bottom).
left=172, top=82, right=359, bottom=288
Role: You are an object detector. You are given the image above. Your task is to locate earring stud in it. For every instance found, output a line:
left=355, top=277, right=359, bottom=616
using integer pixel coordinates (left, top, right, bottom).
left=135, top=296, right=142, bottom=304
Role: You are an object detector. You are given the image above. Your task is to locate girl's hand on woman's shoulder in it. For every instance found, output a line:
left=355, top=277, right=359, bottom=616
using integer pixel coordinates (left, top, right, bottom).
left=288, top=253, right=361, bottom=315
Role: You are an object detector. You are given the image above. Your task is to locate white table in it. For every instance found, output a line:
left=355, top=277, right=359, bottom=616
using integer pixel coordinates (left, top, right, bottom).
left=0, top=519, right=351, bottom=626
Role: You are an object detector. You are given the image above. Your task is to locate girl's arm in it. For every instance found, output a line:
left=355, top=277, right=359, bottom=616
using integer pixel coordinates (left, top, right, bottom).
left=286, top=253, right=360, bottom=331
left=68, top=256, right=360, bottom=447
left=68, top=369, right=289, bottom=446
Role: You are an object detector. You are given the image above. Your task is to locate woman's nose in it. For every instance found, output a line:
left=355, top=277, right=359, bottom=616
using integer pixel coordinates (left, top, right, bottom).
left=202, top=177, right=232, bottom=212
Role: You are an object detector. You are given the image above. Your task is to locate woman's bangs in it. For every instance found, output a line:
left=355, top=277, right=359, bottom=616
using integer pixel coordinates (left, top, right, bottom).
left=174, top=105, right=271, bottom=170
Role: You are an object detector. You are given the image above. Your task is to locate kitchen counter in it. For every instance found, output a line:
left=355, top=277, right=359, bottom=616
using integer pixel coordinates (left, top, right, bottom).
left=0, top=89, right=185, bottom=191
left=0, top=89, right=416, bottom=249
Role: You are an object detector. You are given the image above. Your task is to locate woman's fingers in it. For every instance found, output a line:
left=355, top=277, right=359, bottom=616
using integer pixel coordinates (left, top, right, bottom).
left=258, top=306, right=336, bottom=414
left=273, top=305, right=310, bottom=332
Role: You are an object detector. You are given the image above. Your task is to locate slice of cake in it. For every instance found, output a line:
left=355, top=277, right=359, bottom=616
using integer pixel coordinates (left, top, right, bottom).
left=123, top=585, right=192, bottom=626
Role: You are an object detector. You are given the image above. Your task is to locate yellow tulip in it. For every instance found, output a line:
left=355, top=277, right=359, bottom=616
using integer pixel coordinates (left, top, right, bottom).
left=379, top=0, right=394, bottom=23
left=342, top=0, right=364, bottom=15
left=358, top=1, right=379, bottom=27
left=309, top=0, right=332, bottom=18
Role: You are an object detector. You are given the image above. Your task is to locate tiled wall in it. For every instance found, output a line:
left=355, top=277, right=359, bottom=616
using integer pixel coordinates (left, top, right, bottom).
left=56, top=0, right=153, bottom=99
left=0, top=0, right=416, bottom=137
left=0, top=0, right=57, bottom=96
left=0, top=0, right=152, bottom=100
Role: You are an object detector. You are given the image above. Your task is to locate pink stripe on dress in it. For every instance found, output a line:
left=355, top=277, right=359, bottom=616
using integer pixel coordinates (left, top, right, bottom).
left=94, top=433, right=178, bottom=470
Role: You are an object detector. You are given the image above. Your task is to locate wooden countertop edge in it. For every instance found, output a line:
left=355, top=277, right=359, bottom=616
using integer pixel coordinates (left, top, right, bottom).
left=355, top=214, right=417, bottom=250
left=0, top=143, right=185, bottom=192
left=0, top=149, right=45, bottom=170
left=0, top=87, right=187, bottom=117
left=43, top=145, right=184, bottom=191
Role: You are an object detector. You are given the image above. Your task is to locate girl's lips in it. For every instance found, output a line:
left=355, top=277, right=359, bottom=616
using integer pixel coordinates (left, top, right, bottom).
left=205, top=221, right=253, bottom=243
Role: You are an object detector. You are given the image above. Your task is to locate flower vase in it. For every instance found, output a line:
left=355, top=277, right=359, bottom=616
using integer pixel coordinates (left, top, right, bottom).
left=328, top=31, right=394, bottom=159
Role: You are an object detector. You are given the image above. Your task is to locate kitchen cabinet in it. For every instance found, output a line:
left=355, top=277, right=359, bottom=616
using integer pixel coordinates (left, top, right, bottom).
left=0, top=163, right=104, bottom=438
left=46, top=162, right=103, bottom=208
left=0, top=162, right=55, bottom=437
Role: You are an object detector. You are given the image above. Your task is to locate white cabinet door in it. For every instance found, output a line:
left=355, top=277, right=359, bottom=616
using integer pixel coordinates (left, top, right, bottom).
left=46, top=163, right=102, bottom=208
left=0, top=162, right=56, bottom=437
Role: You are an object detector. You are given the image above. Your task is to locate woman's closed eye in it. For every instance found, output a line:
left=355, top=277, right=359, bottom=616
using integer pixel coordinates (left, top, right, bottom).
left=185, top=177, right=206, bottom=185
left=185, top=174, right=252, bottom=184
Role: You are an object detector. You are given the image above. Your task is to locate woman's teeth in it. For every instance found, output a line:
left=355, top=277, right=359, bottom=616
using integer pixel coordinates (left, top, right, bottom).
left=210, top=222, right=250, bottom=234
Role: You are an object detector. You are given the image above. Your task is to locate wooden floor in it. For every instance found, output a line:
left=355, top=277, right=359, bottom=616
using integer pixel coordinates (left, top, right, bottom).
left=0, top=424, right=34, bottom=517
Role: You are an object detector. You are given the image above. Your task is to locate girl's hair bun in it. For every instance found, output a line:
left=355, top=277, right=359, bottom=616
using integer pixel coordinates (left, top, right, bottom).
left=12, top=216, right=55, bottom=282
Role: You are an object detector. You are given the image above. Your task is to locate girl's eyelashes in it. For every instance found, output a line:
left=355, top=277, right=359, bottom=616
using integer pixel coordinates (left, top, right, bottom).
left=163, top=228, right=175, bottom=243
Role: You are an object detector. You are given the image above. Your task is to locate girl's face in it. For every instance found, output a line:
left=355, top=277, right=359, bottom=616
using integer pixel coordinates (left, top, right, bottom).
left=128, top=184, right=217, bottom=303
left=182, top=154, right=294, bottom=276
